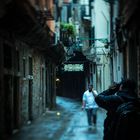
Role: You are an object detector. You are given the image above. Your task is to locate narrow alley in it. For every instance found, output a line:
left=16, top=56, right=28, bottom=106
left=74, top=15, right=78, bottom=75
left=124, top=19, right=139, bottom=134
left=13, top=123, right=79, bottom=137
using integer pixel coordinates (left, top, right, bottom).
left=1, top=0, right=140, bottom=140
left=10, top=96, right=106, bottom=140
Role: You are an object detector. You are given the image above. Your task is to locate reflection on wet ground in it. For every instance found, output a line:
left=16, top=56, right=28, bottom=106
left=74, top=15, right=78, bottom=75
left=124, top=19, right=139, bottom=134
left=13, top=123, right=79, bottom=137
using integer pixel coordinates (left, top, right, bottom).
left=10, top=96, right=106, bottom=140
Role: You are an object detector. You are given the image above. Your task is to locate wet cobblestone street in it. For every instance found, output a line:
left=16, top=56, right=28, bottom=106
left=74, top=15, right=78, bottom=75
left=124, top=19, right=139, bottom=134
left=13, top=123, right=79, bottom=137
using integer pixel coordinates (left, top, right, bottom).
left=10, top=96, right=106, bottom=140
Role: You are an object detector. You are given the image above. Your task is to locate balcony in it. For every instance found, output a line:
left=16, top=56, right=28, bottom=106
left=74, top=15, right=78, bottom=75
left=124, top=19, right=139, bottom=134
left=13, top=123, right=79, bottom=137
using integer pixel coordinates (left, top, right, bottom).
left=60, top=23, right=76, bottom=47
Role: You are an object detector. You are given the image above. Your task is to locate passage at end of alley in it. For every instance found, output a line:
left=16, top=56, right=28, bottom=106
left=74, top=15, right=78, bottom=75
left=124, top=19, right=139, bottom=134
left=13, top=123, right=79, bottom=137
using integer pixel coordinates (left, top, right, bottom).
left=10, top=96, right=106, bottom=140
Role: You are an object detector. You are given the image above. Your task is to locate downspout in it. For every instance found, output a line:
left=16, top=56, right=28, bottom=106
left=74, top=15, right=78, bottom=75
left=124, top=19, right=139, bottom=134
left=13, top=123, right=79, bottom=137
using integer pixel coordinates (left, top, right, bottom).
left=110, top=1, right=114, bottom=83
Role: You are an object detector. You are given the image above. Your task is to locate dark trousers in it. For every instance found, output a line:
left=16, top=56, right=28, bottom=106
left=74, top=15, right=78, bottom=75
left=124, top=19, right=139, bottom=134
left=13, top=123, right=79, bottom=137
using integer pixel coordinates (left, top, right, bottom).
left=86, top=108, right=97, bottom=126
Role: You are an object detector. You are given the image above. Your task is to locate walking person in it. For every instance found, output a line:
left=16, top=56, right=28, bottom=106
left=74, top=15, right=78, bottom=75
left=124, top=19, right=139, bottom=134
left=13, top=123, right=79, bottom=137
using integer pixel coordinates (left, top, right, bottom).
left=94, top=79, right=139, bottom=140
left=82, top=84, right=98, bottom=128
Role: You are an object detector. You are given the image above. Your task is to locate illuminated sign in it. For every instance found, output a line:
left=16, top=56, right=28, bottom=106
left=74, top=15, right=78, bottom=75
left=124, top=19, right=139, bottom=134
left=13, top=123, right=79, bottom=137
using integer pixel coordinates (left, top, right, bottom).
left=64, top=64, right=84, bottom=71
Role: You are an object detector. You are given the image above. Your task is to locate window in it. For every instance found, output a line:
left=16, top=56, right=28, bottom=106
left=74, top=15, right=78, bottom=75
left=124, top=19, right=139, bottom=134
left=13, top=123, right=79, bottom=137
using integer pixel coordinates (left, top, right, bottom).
left=16, top=50, right=20, bottom=72
left=23, top=58, right=26, bottom=78
left=4, top=44, right=12, bottom=69
left=29, top=57, right=33, bottom=75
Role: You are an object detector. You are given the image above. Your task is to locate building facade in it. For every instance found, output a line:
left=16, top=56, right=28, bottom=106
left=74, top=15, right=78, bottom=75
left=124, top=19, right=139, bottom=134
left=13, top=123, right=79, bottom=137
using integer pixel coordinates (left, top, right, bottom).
left=0, top=0, right=65, bottom=139
left=109, top=0, right=140, bottom=95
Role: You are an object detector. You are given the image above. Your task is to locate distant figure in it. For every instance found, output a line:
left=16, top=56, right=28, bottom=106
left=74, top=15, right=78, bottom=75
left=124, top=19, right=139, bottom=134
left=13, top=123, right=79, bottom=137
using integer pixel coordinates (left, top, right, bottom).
left=95, top=79, right=139, bottom=140
left=82, top=84, right=98, bottom=128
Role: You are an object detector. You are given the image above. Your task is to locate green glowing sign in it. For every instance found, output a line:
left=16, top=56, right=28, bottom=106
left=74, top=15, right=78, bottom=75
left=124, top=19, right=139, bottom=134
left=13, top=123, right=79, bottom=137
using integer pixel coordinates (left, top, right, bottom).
left=64, top=64, right=84, bottom=71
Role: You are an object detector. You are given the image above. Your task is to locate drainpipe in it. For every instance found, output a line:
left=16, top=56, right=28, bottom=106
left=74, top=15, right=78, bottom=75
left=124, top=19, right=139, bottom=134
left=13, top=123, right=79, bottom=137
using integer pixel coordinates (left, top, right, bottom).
left=110, top=1, right=114, bottom=83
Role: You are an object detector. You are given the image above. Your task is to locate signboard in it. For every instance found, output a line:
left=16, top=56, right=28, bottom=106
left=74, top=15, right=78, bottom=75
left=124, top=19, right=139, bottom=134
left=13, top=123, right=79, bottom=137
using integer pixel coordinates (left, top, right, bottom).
left=64, top=64, right=84, bottom=72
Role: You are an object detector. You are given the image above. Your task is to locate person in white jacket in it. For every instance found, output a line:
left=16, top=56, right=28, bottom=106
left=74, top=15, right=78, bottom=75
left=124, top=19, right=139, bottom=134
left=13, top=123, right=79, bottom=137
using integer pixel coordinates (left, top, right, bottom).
left=82, top=84, right=98, bottom=127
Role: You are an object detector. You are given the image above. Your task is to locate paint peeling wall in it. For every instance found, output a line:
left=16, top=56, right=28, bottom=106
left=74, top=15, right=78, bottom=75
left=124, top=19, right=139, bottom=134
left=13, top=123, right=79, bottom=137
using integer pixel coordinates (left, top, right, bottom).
left=0, top=36, right=58, bottom=137
left=32, top=51, right=46, bottom=118
left=17, top=42, right=47, bottom=123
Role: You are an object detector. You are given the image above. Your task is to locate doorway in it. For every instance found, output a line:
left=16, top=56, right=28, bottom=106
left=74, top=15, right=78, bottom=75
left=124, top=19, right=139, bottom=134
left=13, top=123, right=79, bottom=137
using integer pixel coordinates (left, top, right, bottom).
left=4, top=75, right=12, bottom=134
left=13, top=76, right=20, bottom=129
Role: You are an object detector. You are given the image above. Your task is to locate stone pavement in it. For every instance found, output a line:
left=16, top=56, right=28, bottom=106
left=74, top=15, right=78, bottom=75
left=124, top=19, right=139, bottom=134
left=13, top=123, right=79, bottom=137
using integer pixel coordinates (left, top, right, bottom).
left=10, top=96, right=106, bottom=140
left=61, top=107, right=106, bottom=140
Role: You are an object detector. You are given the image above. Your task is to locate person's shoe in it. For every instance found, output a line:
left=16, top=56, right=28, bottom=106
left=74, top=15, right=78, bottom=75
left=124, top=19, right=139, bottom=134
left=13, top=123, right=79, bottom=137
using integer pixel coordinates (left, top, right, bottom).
left=88, top=125, right=92, bottom=130
left=92, top=123, right=97, bottom=130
